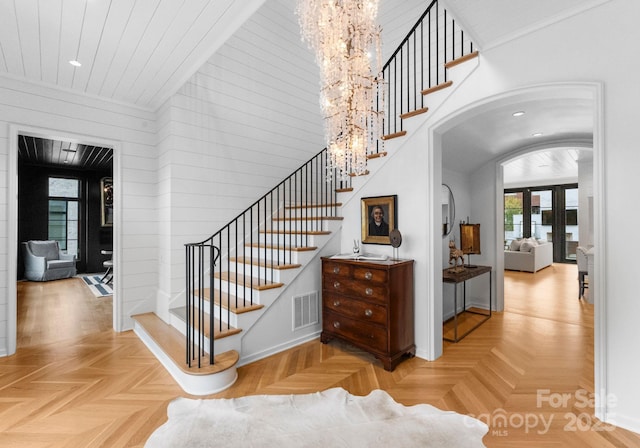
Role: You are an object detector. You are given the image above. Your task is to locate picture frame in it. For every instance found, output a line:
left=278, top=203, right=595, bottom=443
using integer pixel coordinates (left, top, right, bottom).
left=101, top=177, right=113, bottom=227
left=361, top=195, right=397, bottom=245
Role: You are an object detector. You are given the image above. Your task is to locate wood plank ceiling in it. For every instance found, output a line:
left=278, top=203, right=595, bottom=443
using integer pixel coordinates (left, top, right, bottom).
left=0, top=0, right=265, bottom=110
left=18, top=135, right=113, bottom=171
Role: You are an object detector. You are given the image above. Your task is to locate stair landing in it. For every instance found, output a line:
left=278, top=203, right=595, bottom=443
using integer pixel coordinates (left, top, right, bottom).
left=132, top=312, right=239, bottom=394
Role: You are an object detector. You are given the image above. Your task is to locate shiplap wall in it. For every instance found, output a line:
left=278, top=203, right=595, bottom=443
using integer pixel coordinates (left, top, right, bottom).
left=0, top=75, right=158, bottom=354
left=155, top=0, right=327, bottom=304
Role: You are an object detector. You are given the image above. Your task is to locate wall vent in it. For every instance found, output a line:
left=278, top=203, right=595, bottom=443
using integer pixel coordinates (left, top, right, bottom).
left=293, top=291, right=319, bottom=330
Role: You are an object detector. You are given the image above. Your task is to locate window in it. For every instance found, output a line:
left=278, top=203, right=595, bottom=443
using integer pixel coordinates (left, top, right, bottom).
left=48, top=177, right=80, bottom=257
left=504, top=192, right=523, bottom=244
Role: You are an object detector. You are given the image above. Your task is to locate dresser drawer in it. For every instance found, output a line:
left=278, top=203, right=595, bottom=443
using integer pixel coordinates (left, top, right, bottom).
left=323, top=278, right=388, bottom=304
left=323, top=310, right=387, bottom=353
left=353, top=266, right=388, bottom=284
left=322, top=261, right=352, bottom=278
left=323, top=293, right=387, bottom=326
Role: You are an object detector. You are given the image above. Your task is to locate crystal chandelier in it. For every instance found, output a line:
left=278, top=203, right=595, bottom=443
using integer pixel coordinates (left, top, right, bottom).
left=297, top=0, right=384, bottom=180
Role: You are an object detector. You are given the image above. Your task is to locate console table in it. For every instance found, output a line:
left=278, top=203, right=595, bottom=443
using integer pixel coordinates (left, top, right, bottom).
left=320, top=257, right=415, bottom=371
left=443, top=265, right=492, bottom=342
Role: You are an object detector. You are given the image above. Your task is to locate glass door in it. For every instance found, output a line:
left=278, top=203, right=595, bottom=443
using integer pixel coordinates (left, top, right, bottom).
left=532, top=189, right=553, bottom=242
left=504, top=184, right=578, bottom=264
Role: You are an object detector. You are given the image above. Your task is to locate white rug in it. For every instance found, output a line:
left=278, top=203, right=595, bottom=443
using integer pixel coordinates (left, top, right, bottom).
left=80, top=275, right=113, bottom=297
left=145, top=387, right=487, bottom=447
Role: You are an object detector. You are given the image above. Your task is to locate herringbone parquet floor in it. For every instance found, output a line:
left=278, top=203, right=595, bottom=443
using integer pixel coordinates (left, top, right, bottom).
left=2, top=266, right=640, bottom=447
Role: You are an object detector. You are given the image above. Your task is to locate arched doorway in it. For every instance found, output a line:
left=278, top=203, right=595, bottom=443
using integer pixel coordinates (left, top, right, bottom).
left=428, top=82, right=605, bottom=400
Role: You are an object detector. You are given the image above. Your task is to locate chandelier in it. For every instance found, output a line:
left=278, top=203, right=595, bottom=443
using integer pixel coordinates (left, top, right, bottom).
left=297, top=0, right=384, bottom=180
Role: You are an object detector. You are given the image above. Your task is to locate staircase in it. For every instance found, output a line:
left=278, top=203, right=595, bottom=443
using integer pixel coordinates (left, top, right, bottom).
left=132, top=0, right=479, bottom=395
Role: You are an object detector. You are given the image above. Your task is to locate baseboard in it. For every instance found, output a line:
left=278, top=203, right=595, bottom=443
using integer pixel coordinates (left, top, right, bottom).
left=606, top=412, right=640, bottom=437
left=238, top=331, right=322, bottom=367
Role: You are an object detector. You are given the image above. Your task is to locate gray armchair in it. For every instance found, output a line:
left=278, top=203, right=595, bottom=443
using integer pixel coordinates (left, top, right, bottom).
left=22, top=240, right=77, bottom=281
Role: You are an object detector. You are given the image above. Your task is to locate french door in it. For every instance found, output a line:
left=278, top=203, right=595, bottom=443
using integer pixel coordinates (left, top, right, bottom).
left=504, top=184, right=578, bottom=263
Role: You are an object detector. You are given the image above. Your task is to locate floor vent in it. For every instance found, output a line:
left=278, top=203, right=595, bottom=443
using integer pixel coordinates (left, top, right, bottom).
left=293, top=291, right=319, bottom=330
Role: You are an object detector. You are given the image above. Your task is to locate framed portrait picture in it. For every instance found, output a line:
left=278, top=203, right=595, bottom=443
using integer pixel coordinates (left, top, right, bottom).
left=101, top=177, right=113, bottom=227
left=361, top=195, right=397, bottom=245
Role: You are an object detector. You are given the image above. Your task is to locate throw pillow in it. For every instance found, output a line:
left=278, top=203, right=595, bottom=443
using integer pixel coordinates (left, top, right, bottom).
left=520, top=241, right=535, bottom=252
left=509, top=239, right=522, bottom=251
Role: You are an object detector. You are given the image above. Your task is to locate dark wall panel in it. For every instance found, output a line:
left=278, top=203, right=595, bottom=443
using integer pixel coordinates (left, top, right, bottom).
left=18, top=163, right=113, bottom=278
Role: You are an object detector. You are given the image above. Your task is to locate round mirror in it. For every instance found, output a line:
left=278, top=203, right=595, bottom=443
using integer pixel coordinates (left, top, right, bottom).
left=442, top=184, right=455, bottom=237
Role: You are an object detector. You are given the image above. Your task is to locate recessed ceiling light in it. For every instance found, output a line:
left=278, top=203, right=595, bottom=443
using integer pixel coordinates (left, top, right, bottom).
left=512, top=111, right=525, bottom=117
left=69, top=60, right=82, bottom=67
left=532, top=132, right=543, bottom=137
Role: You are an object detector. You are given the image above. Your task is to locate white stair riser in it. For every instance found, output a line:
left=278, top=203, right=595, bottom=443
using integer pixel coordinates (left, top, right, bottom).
left=244, top=246, right=316, bottom=264
left=226, top=264, right=298, bottom=284
left=282, top=208, right=341, bottom=218
left=258, top=232, right=330, bottom=247
left=169, top=310, right=242, bottom=355
left=213, top=282, right=280, bottom=304
left=269, top=219, right=340, bottom=232
left=211, top=304, right=265, bottom=330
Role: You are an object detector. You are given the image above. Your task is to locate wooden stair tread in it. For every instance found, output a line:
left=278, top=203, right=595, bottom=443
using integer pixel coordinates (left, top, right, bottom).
left=169, top=306, right=242, bottom=340
left=400, top=107, right=429, bottom=119
left=421, top=80, right=453, bottom=96
left=213, top=271, right=284, bottom=291
left=132, top=312, right=239, bottom=376
left=444, top=50, right=479, bottom=69
left=259, top=229, right=331, bottom=236
left=367, top=152, right=387, bottom=159
left=272, top=216, right=343, bottom=221
left=247, top=242, right=317, bottom=252
left=336, top=187, right=353, bottom=193
left=349, top=170, right=370, bottom=177
left=193, top=288, right=264, bottom=314
left=284, top=203, right=342, bottom=209
left=381, top=131, right=407, bottom=140
left=230, top=256, right=301, bottom=270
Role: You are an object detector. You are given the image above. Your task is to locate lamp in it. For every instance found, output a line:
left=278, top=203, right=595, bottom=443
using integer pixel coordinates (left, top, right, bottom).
left=296, top=0, right=385, bottom=180
left=460, top=222, right=481, bottom=268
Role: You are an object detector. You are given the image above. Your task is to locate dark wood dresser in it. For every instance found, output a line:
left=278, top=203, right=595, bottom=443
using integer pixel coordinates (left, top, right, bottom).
left=320, top=257, right=415, bottom=371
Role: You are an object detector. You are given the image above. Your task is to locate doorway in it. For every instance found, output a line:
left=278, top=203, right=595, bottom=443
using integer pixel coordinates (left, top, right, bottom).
left=8, top=125, right=121, bottom=356
left=504, top=183, right=581, bottom=263
left=430, top=83, right=604, bottom=415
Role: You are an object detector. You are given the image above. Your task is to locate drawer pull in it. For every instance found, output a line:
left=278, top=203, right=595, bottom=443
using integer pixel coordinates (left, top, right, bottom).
left=333, top=281, right=340, bottom=289
left=333, top=266, right=340, bottom=274
left=364, top=309, right=373, bottom=317
left=333, top=300, right=341, bottom=307
left=364, top=271, right=373, bottom=280
left=365, top=287, right=373, bottom=296
left=333, top=321, right=341, bottom=329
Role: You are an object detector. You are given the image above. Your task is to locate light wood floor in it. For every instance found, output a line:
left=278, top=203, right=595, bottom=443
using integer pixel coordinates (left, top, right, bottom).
left=2, top=266, right=639, bottom=447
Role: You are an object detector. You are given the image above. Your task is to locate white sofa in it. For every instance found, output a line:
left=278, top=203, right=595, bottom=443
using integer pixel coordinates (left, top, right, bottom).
left=504, top=239, right=553, bottom=273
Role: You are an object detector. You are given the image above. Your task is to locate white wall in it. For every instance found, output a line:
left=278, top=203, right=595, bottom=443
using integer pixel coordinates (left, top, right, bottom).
left=442, top=168, right=471, bottom=319
left=0, top=75, right=158, bottom=354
